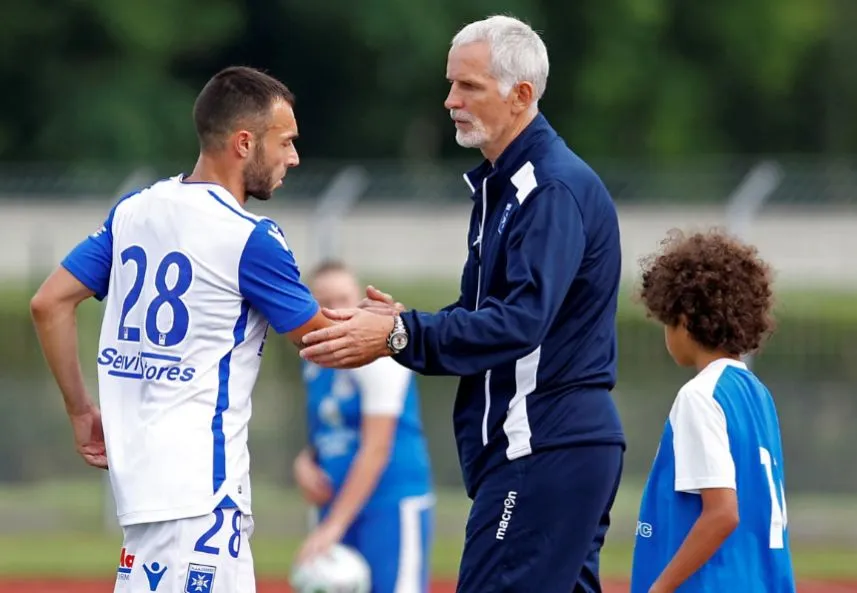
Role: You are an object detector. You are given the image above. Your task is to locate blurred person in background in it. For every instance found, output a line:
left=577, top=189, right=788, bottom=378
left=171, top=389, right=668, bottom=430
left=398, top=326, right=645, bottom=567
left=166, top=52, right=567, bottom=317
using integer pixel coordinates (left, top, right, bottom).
left=300, top=14, right=625, bottom=593
left=293, top=260, right=435, bottom=593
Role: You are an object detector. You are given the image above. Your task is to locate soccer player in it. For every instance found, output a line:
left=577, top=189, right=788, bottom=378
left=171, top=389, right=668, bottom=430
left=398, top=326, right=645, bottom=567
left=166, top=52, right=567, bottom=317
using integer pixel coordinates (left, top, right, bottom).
left=630, top=229, right=796, bottom=593
left=292, top=260, right=434, bottom=593
left=29, top=66, right=338, bottom=593
left=299, top=15, right=626, bottom=593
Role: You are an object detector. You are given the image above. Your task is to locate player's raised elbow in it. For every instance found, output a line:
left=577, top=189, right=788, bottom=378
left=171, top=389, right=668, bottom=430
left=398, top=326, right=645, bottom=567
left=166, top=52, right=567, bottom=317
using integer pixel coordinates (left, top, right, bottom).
left=30, top=267, right=94, bottom=325
left=29, top=289, right=54, bottom=324
left=30, top=283, right=69, bottom=324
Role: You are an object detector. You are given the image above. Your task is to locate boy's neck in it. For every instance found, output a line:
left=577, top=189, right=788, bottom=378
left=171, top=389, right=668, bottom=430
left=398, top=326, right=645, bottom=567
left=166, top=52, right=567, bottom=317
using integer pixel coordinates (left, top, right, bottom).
left=693, top=349, right=742, bottom=372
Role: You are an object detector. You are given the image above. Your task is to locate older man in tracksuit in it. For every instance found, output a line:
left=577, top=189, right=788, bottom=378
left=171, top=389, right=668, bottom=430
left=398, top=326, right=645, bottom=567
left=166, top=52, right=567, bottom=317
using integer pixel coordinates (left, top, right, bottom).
left=399, top=105, right=627, bottom=593
left=299, top=15, right=625, bottom=593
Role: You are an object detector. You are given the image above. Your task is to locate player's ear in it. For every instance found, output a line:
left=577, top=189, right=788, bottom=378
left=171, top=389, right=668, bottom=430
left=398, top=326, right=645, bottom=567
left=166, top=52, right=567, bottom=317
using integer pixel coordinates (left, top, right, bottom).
left=234, top=131, right=253, bottom=160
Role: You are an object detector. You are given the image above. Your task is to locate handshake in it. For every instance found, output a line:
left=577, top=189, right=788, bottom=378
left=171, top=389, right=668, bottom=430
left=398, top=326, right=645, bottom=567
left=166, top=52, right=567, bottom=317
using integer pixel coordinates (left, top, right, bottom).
left=299, top=285, right=408, bottom=369
left=342, top=285, right=405, bottom=318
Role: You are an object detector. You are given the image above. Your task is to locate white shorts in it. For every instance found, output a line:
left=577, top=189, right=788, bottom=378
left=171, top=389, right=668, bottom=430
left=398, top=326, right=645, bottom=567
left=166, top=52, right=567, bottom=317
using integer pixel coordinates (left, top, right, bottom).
left=113, top=507, right=255, bottom=593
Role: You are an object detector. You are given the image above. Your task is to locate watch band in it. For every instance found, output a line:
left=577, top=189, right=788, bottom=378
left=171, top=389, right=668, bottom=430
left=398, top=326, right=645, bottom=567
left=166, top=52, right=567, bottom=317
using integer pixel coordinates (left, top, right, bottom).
left=387, top=314, right=408, bottom=353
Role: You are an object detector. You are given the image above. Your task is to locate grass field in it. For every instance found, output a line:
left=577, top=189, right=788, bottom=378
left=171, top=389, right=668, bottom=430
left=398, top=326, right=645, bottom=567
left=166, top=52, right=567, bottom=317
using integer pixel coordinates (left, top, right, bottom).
left=0, top=479, right=852, bottom=581
left=1, top=532, right=856, bottom=580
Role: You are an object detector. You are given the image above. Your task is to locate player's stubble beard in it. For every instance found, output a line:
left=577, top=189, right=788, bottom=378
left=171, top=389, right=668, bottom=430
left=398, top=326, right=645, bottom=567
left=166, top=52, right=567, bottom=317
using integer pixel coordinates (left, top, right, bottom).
left=244, top=141, right=275, bottom=201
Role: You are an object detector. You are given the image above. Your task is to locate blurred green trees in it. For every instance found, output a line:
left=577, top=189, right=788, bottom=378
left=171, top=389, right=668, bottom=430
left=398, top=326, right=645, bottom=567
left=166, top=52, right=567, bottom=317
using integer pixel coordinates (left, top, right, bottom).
left=1, top=0, right=846, bottom=164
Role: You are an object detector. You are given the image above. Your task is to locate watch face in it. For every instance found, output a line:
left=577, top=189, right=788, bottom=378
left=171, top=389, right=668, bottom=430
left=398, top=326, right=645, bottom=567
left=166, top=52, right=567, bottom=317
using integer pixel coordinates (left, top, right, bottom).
left=391, top=332, right=408, bottom=351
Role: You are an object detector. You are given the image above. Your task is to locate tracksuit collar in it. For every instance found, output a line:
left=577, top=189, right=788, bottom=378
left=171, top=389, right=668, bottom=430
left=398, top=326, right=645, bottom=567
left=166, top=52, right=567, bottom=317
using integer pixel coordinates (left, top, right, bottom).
left=462, top=112, right=556, bottom=196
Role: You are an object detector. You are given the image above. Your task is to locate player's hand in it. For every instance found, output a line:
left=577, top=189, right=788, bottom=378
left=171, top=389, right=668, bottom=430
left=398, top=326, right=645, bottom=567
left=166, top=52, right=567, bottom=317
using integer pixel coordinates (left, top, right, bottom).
left=293, top=452, right=332, bottom=506
left=649, top=581, right=675, bottom=593
left=296, top=520, right=345, bottom=564
left=69, top=405, right=108, bottom=470
left=301, top=308, right=394, bottom=369
left=356, top=285, right=405, bottom=316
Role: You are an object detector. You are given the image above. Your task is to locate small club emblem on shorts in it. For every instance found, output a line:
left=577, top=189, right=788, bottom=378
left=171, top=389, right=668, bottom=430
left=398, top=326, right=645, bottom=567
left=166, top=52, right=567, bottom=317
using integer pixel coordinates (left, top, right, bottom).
left=143, top=562, right=168, bottom=591
left=185, top=563, right=216, bottom=592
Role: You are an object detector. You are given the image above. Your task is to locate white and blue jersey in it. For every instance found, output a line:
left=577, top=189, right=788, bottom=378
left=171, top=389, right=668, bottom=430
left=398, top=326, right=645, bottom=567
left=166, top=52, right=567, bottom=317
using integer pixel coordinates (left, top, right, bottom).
left=62, top=175, right=319, bottom=527
left=631, top=358, right=796, bottom=592
left=304, top=358, right=433, bottom=508
left=303, top=358, right=434, bottom=592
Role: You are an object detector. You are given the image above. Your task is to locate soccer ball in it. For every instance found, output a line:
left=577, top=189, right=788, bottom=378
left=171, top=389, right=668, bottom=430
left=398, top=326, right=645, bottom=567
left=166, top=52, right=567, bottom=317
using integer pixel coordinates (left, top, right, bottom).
left=290, top=543, right=372, bottom=593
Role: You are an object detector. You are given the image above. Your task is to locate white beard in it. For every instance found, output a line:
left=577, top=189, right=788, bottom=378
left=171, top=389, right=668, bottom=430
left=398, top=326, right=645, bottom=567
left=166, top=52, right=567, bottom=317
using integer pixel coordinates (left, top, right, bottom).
left=451, top=109, right=490, bottom=148
left=455, top=127, right=489, bottom=148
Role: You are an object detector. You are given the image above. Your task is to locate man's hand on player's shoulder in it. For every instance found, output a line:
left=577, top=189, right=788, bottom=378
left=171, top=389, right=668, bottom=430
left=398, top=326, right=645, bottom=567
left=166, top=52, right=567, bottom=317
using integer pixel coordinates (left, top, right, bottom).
left=300, top=308, right=394, bottom=369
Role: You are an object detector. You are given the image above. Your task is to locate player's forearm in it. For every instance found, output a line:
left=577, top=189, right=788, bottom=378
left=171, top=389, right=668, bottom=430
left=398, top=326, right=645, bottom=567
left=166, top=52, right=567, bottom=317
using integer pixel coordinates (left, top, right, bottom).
left=322, top=446, right=390, bottom=532
left=31, top=302, right=94, bottom=416
left=287, top=309, right=334, bottom=351
left=651, top=508, right=739, bottom=591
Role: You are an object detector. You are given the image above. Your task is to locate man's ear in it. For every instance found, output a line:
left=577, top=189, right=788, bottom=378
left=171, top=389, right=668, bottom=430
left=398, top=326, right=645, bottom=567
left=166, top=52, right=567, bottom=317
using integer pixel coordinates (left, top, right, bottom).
left=510, top=81, right=535, bottom=115
left=233, top=130, right=254, bottom=159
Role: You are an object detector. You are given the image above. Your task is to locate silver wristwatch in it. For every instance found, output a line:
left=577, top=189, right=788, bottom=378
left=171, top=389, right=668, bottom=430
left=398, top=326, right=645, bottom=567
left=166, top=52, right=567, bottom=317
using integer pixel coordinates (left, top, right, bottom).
left=387, top=314, right=409, bottom=354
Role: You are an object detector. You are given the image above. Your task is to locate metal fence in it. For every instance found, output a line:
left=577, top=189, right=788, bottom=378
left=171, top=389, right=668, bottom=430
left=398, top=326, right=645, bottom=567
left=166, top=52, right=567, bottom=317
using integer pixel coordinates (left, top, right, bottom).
left=5, top=155, right=857, bottom=205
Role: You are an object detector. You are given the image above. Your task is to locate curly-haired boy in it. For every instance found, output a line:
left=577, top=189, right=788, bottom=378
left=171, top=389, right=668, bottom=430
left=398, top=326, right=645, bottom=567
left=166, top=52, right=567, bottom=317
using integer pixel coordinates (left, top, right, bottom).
left=629, top=229, right=795, bottom=593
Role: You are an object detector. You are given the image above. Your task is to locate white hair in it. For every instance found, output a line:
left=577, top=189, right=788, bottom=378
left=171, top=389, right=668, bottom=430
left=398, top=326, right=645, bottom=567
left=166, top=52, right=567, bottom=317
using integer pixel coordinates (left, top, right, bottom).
left=451, top=15, right=549, bottom=107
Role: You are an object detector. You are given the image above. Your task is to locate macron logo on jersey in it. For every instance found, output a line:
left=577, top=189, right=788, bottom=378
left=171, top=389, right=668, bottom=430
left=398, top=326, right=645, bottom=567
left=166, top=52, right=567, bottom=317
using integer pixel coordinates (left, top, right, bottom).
left=636, top=520, right=653, bottom=538
left=98, top=348, right=196, bottom=382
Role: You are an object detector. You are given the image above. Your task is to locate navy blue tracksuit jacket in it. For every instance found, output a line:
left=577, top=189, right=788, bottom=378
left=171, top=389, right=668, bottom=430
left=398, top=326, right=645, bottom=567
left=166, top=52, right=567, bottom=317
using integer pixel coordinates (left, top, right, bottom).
left=395, top=113, right=625, bottom=499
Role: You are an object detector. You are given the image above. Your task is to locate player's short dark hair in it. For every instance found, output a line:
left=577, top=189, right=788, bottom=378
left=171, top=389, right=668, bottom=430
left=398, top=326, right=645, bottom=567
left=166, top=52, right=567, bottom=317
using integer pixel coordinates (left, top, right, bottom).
left=636, top=229, right=776, bottom=356
left=193, top=66, right=296, bottom=151
left=307, top=259, right=351, bottom=281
